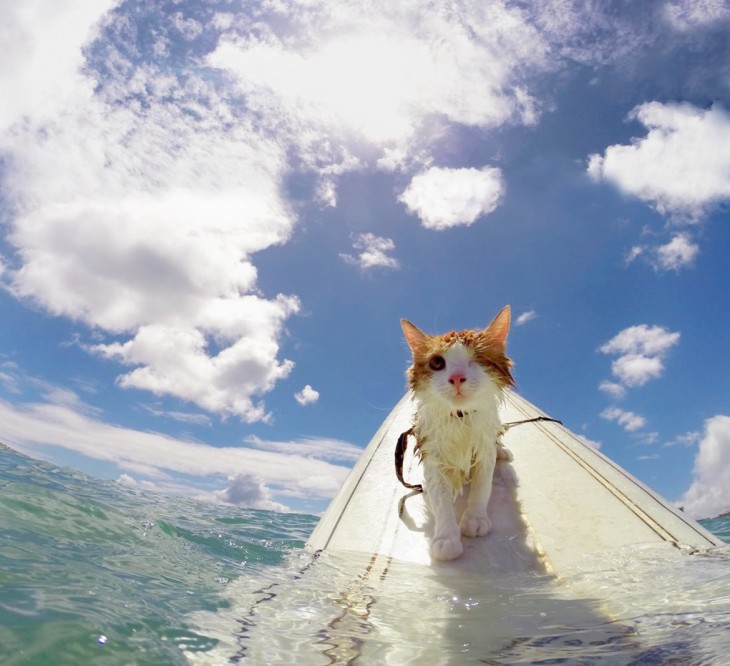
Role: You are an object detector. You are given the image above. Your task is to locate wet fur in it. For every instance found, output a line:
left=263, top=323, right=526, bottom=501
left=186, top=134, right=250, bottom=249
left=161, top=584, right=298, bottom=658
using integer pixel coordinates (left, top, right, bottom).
left=401, top=306, right=514, bottom=561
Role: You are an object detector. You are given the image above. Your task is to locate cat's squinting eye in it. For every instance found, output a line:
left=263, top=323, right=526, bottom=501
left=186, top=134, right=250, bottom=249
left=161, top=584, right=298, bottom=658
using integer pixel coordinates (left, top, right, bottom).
left=429, top=355, right=446, bottom=371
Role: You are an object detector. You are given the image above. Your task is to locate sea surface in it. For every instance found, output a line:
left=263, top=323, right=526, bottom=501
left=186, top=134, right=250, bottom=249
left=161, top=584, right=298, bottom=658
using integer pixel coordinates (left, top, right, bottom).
left=1, top=442, right=729, bottom=665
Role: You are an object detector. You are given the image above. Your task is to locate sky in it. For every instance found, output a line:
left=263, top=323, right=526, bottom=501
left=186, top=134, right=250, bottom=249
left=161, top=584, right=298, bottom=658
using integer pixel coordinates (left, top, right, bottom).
left=1, top=0, right=729, bottom=518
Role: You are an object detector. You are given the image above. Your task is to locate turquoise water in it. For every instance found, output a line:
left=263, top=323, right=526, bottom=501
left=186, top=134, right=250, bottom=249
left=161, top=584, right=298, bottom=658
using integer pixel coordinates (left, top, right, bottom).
left=1, top=442, right=729, bottom=665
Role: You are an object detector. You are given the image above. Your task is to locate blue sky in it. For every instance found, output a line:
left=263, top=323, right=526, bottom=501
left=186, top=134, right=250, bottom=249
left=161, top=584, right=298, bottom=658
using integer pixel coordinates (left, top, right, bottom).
left=1, top=0, right=729, bottom=517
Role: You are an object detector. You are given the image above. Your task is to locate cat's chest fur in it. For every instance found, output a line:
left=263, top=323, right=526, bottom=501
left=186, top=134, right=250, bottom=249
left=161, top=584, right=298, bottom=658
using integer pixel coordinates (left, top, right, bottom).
left=414, top=401, right=501, bottom=492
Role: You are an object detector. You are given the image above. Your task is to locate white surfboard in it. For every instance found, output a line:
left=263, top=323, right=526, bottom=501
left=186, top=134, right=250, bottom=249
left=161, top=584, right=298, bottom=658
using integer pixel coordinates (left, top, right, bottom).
left=307, top=390, right=721, bottom=572
left=187, top=392, right=726, bottom=665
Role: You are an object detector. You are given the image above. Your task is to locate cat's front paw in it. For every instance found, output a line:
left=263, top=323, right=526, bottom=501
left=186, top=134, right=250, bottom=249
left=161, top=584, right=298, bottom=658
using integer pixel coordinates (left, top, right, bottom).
left=460, top=512, right=492, bottom=538
left=430, top=534, right=463, bottom=561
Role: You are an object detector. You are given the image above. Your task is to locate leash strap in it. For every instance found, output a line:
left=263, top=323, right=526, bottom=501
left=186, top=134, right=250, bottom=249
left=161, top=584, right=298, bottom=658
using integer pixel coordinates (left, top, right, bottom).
left=394, top=427, right=423, bottom=493
left=394, top=416, right=562, bottom=491
left=501, top=416, right=562, bottom=430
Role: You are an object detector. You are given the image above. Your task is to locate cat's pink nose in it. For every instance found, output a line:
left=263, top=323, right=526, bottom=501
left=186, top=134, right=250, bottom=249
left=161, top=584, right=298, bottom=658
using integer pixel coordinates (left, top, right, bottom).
left=448, top=372, right=466, bottom=387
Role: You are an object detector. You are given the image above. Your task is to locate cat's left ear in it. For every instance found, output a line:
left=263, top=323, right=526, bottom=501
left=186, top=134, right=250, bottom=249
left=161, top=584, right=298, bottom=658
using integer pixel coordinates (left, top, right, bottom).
left=484, top=305, right=511, bottom=349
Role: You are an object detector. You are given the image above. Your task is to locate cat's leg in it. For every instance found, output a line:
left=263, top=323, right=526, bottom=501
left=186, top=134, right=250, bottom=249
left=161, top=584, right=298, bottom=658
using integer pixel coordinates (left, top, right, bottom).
left=496, top=427, right=513, bottom=462
left=424, top=462, right=463, bottom=561
left=459, top=457, right=495, bottom=538
left=496, top=440, right=513, bottom=462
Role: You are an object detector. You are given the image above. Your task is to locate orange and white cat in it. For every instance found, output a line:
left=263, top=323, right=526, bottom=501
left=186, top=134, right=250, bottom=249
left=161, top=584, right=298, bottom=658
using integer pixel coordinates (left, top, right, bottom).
left=401, top=306, right=514, bottom=561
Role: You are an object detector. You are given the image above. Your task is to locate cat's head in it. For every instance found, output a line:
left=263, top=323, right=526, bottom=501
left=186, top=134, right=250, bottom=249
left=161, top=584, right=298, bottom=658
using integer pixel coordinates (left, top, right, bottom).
left=401, top=306, right=514, bottom=410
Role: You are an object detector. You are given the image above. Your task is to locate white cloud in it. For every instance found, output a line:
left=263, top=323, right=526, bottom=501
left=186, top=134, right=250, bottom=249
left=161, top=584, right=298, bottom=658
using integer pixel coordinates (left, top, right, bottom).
left=0, top=0, right=117, bottom=132
left=213, top=473, right=287, bottom=512
left=637, top=453, right=660, bottom=461
left=678, top=415, right=730, bottom=518
left=208, top=2, right=546, bottom=156
left=340, top=233, right=400, bottom=271
left=663, top=0, right=730, bottom=31
left=399, top=166, right=505, bottom=230
left=655, top=233, right=700, bottom=271
left=294, top=385, right=320, bottom=406
left=577, top=434, right=602, bottom=450
left=599, top=324, right=680, bottom=388
left=610, top=354, right=665, bottom=388
left=588, top=102, right=730, bottom=221
left=0, top=31, right=301, bottom=422
left=625, top=233, right=700, bottom=272
left=601, top=407, right=647, bottom=432
left=515, top=310, right=537, bottom=326
left=599, top=381, right=626, bottom=400
left=667, top=431, right=702, bottom=447
left=600, top=325, right=681, bottom=357
left=0, top=396, right=355, bottom=508
left=245, top=434, right=362, bottom=465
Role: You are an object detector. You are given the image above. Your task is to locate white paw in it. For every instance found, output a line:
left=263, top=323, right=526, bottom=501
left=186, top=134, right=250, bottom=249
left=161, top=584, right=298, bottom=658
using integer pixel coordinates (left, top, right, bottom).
left=460, top=513, right=492, bottom=538
left=430, top=534, right=464, bottom=560
left=496, top=443, right=513, bottom=462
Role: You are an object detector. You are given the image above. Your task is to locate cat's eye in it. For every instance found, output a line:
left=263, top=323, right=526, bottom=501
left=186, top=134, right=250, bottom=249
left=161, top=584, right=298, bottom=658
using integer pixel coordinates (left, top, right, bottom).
left=429, top=355, right=445, bottom=371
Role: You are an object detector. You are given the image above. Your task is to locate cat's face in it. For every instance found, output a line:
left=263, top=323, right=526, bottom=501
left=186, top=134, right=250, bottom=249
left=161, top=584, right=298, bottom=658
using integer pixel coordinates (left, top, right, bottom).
left=401, top=306, right=514, bottom=410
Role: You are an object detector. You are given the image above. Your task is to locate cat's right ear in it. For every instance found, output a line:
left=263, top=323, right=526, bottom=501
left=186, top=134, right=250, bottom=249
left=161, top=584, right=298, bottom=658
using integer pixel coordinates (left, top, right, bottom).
left=401, top=319, right=428, bottom=355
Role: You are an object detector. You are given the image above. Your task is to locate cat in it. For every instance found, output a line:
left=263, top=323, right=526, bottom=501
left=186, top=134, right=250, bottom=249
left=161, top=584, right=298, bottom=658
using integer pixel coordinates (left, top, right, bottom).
left=401, top=306, right=515, bottom=561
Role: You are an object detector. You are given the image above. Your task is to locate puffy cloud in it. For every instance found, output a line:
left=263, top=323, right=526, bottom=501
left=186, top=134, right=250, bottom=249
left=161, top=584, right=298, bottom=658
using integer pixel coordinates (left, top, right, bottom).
left=294, top=385, right=320, bottom=406
left=600, top=407, right=647, bottom=432
left=678, top=415, right=730, bottom=519
left=214, top=473, right=287, bottom=511
left=399, top=166, right=505, bottom=230
left=626, top=233, right=700, bottom=272
left=600, top=325, right=681, bottom=358
left=655, top=233, right=700, bottom=271
left=588, top=103, right=730, bottom=221
left=599, top=324, right=680, bottom=388
left=515, top=310, right=537, bottom=326
left=610, top=354, right=665, bottom=388
left=340, top=233, right=400, bottom=271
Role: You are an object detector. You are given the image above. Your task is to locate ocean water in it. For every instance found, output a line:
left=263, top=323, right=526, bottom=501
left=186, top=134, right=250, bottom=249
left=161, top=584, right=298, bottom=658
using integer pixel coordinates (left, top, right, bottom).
left=1, top=442, right=729, bottom=665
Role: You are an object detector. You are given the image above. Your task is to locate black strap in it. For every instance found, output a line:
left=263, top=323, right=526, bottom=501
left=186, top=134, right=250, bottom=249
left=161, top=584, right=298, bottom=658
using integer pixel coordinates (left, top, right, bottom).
left=394, top=416, right=562, bottom=491
left=501, top=416, right=562, bottom=430
left=394, top=427, right=423, bottom=493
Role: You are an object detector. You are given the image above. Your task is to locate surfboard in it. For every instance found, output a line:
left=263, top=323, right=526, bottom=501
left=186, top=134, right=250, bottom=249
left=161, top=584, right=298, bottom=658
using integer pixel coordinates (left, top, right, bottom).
left=187, top=392, right=726, bottom=664
left=307, top=389, right=722, bottom=571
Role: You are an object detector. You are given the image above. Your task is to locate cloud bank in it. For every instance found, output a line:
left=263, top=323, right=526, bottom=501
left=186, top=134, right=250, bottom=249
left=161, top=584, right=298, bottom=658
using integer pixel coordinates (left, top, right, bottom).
left=0, top=394, right=355, bottom=511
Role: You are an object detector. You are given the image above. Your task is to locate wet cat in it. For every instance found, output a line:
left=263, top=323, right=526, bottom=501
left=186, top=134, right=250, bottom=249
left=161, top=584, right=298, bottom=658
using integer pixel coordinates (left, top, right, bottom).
left=401, top=306, right=514, bottom=561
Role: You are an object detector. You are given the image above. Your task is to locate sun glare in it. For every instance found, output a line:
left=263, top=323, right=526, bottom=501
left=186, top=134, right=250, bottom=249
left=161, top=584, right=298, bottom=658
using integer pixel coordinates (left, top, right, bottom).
left=307, top=34, right=428, bottom=142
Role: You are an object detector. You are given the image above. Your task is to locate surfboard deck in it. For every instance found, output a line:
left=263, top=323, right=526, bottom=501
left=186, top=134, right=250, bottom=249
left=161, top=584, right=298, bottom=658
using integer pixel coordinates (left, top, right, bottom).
left=186, top=392, right=726, bottom=664
left=307, top=390, right=722, bottom=573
